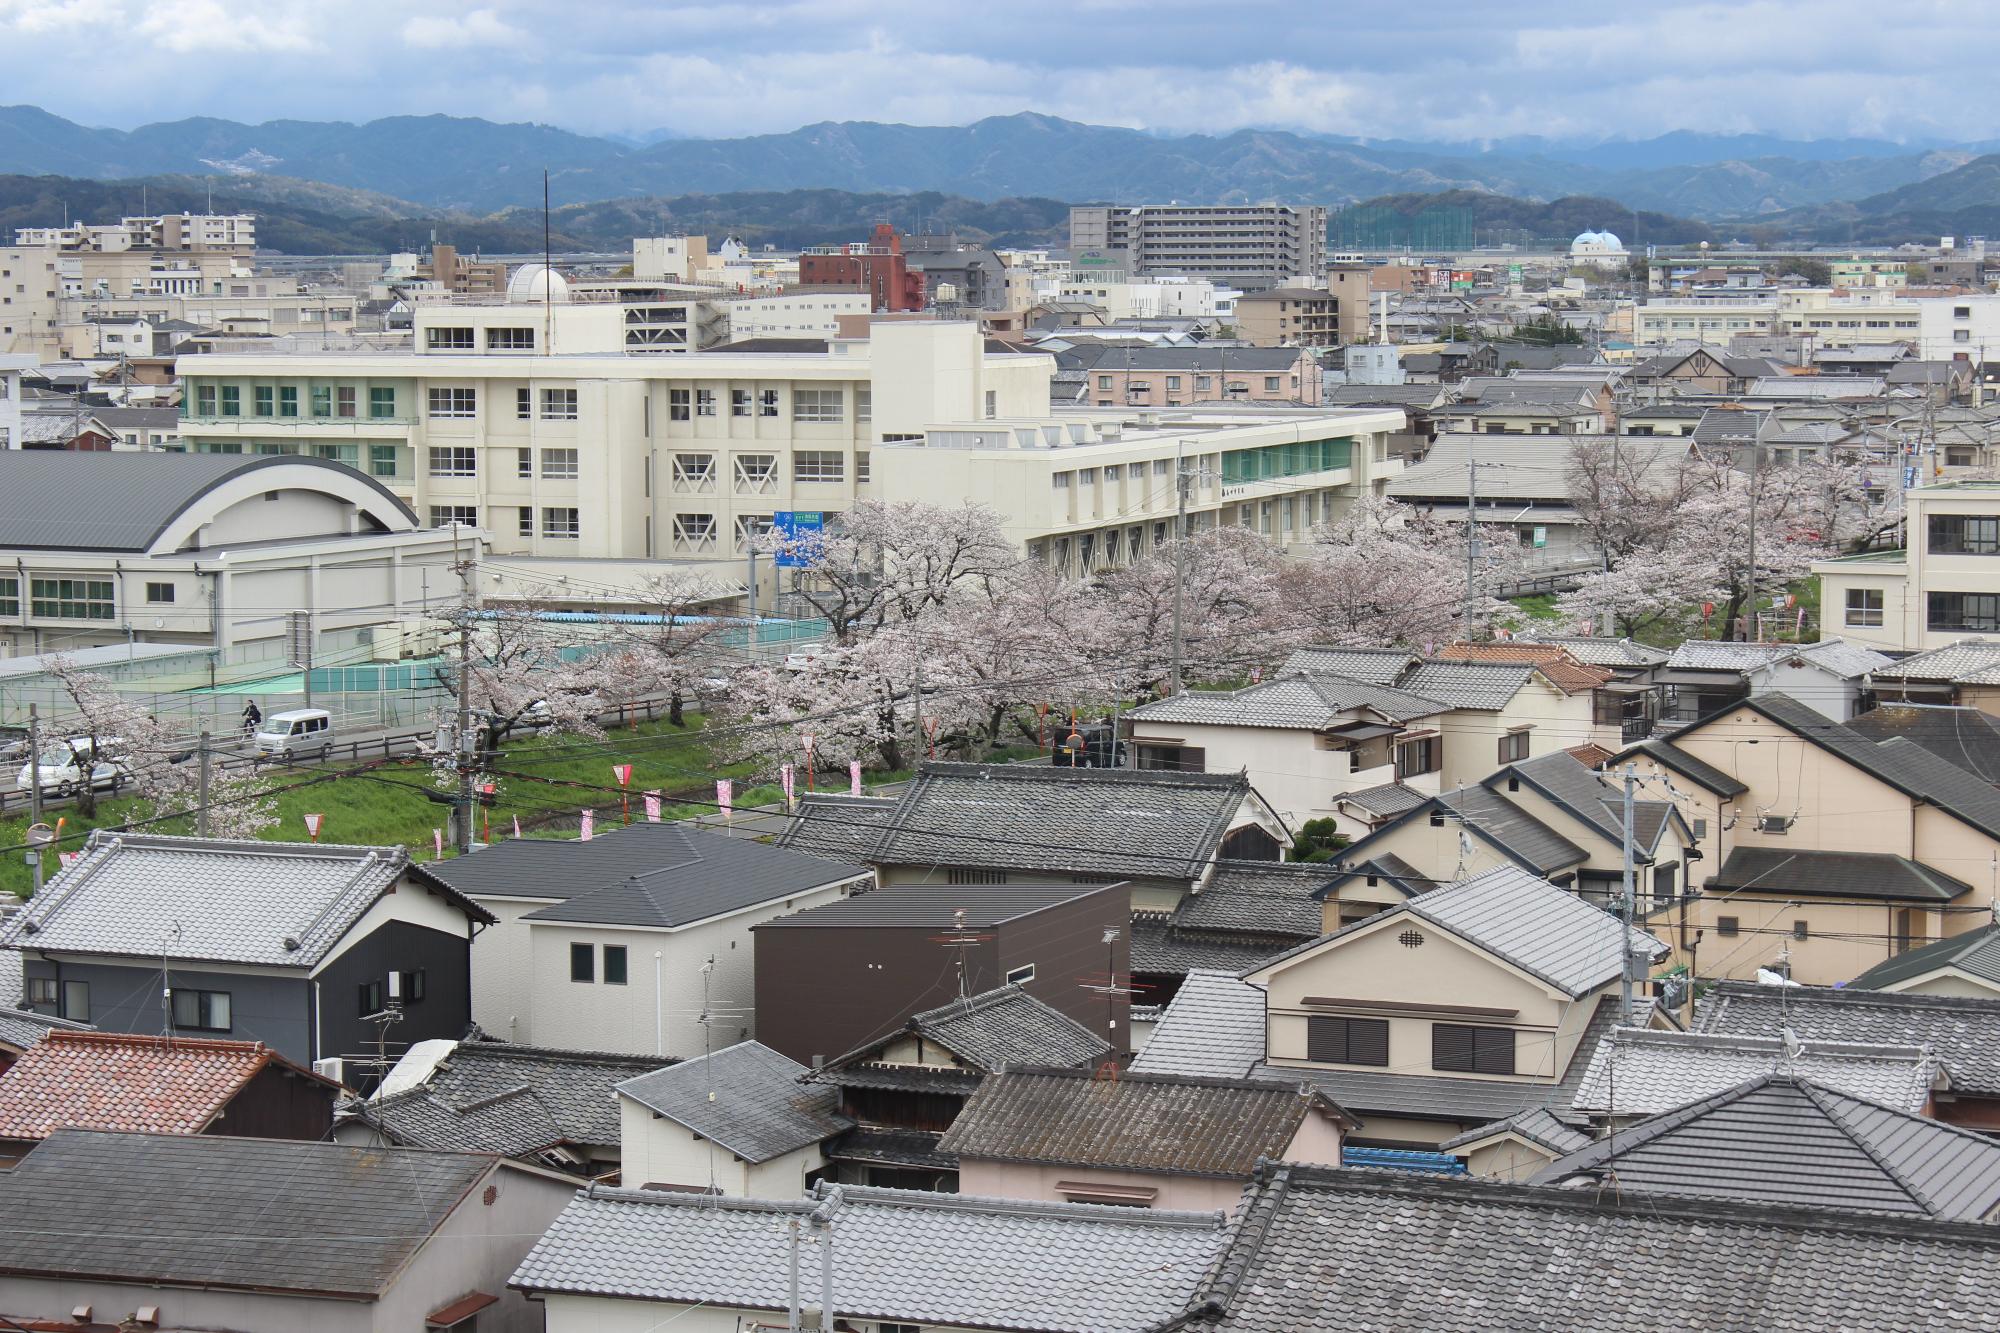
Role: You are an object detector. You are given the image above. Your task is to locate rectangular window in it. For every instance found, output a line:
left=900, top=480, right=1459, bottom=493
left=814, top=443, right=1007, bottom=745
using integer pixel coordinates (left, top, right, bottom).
left=1306, top=1015, right=1390, bottom=1066
left=30, top=578, right=114, bottom=620
left=1928, top=514, right=2000, bottom=555
left=730, top=389, right=752, bottom=417
left=145, top=581, right=175, bottom=604
left=1929, top=591, right=2000, bottom=633
left=335, top=386, right=357, bottom=418
left=428, top=387, right=477, bottom=419
left=570, top=942, right=595, bottom=983
left=541, top=387, right=578, bottom=420
left=1053, top=473, right=1071, bottom=490
left=855, top=451, right=870, bottom=484
left=219, top=385, right=240, bottom=416
left=1432, top=1023, right=1516, bottom=1074
left=1394, top=737, right=1438, bottom=779
left=254, top=385, right=274, bottom=416
left=427, top=326, right=475, bottom=349
left=429, top=446, right=476, bottom=477
left=985, top=389, right=997, bottom=419
left=61, top=980, right=88, bottom=1023
left=758, top=388, right=780, bottom=417
left=430, top=505, right=477, bottom=527
left=735, top=513, right=773, bottom=549
left=171, top=988, right=232, bottom=1032
left=1166, top=375, right=1182, bottom=390
left=541, top=448, right=579, bottom=480
left=516, top=387, right=532, bottom=420
left=25, top=978, right=56, bottom=1007
left=696, top=388, right=717, bottom=417
left=675, top=453, right=717, bottom=487
left=1717, top=915, right=1740, bottom=937
left=0, top=576, right=16, bottom=617
left=516, top=447, right=533, bottom=478
left=673, top=513, right=717, bottom=548
left=368, top=387, right=395, bottom=418
left=795, top=451, right=844, bottom=483
left=1004, top=963, right=1036, bottom=985
left=1264, top=376, right=1282, bottom=392
left=277, top=386, right=298, bottom=417
left=857, top=388, right=872, bottom=423
left=1845, top=587, right=1884, bottom=627
left=487, top=326, right=535, bottom=350
left=669, top=388, right=692, bottom=421
left=517, top=507, right=534, bottom=538
left=794, top=388, right=843, bottom=422
left=542, top=507, right=580, bottom=539
left=1498, top=730, right=1531, bottom=764
left=1792, top=920, right=1810, bottom=940
left=369, top=444, right=399, bottom=479
left=358, top=980, right=383, bottom=1015
left=1135, top=743, right=1204, bottom=772
left=195, top=384, right=216, bottom=415
left=604, top=946, right=628, bottom=985
left=1104, top=465, right=1122, bottom=481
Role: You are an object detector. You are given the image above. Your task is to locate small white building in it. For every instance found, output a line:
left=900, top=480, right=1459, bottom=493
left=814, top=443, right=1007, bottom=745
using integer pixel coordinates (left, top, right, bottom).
left=1570, top=230, right=1628, bottom=266
left=615, top=1040, right=849, bottom=1196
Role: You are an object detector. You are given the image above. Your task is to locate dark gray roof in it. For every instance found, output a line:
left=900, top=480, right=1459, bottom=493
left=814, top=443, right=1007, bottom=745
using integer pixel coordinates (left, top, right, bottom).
left=0, top=1004, right=91, bottom=1053
left=0, top=1129, right=498, bottom=1296
left=1129, top=970, right=1267, bottom=1079
left=1431, top=784, right=1589, bottom=874
left=1618, top=737, right=1749, bottom=797
left=1698, top=980, right=2000, bottom=1094
left=1277, top=646, right=1416, bottom=683
left=936, top=1067, right=1340, bottom=1177
left=1850, top=923, right=2000, bottom=991
left=754, top=880, right=1114, bottom=930
left=774, top=792, right=899, bottom=862
left=1319, top=853, right=1429, bottom=898
left=511, top=1181, right=1229, bottom=1332
left=826, top=1126, right=953, bottom=1170
left=0, top=450, right=415, bottom=551
left=1709, top=846, right=1970, bottom=902
left=1178, top=1161, right=2000, bottom=1332
left=614, top=1041, right=849, bottom=1164
left=1128, top=674, right=1446, bottom=731
left=1533, top=1076, right=2000, bottom=1221
left=1331, top=781, right=1429, bottom=819
left=1492, top=751, right=1629, bottom=845
left=1846, top=704, right=2000, bottom=784
left=865, top=762, right=1254, bottom=881
left=1438, top=1105, right=1593, bottom=1156
left=423, top=824, right=869, bottom=927
left=1130, top=916, right=1301, bottom=979
left=1171, top=860, right=1331, bottom=938
left=910, top=984, right=1110, bottom=1072
left=349, top=1041, right=666, bottom=1158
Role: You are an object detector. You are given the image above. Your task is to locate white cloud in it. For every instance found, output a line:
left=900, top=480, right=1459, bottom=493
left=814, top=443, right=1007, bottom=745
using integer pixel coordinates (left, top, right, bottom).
left=402, top=7, right=525, bottom=49
left=0, top=0, right=122, bottom=33
left=132, top=0, right=318, bottom=54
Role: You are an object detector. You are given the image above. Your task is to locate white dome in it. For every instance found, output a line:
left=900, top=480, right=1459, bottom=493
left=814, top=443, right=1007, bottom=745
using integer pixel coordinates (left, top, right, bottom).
left=506, top=263, right=569, bottom=303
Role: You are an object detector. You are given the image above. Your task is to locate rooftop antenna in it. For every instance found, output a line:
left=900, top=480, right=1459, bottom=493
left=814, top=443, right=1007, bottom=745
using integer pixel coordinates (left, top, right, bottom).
left=1079, top=925, right=1141, bottom=1063
left=543, top=167, right=554, bottom=355
left=930, top=908, right=993, bottom=1004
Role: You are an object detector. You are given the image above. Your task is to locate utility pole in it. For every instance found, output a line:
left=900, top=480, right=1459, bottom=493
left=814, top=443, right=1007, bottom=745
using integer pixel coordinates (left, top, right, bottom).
left=196, top=732, right=211, bottom=838
left=452, top=528, right=478, bottom=855
left=1463, top=433, right=1480, bottom=635
left=27, top=704, right=42, bottom=828
left=1169, top=437, right=1190, bottom=695
left=746, top=545, right=758, bottom=657
left=1620, top=764, right=1639, bottom=1021
left=1745, top=414, right=1764, bottom=641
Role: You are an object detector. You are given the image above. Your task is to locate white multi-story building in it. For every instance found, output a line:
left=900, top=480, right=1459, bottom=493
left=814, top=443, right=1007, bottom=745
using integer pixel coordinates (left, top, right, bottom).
left=1070, top=204, right=1328, bottom=291
left=1632, top=295, right=1779, bottom=346
left=1814, top=480, right=2000, bottom=654
left=0, top=353, right=31, bottom=449
left=724, top=291, right=872, bottom=341
left=14, top=213, right=256, bottom=254
left=1915, top=294, right=2000, bottom=362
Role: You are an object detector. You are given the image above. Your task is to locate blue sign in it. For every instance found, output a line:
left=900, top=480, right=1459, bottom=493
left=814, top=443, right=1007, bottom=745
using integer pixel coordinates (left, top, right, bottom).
left=771, top=511, right=825, bottom=568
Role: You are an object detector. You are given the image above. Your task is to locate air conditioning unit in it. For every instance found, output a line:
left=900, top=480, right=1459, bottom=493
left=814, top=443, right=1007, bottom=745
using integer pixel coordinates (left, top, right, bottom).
left=313, top=1057, right=347, bottom=1088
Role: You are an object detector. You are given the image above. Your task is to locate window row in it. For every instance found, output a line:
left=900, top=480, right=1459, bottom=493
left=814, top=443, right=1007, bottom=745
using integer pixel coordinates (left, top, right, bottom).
left=6, top=576, right=117, bottom=620
left=429, top=387, right=579, bottom=421
left=1929, top=591, right=2000, bottom=633
left=192, top=384, right=398, bottom=419
left=1305, top=1015, right=1518, bottom=1075
left=1928, top=513, right=2000, bottom=556
left=430, top=445, right=580, bottom=479
left=571, top=942, right=629, bottom=984
left=191, top=440, right=402, bottom=479
left=426, top=326, right=536, bottom=350
left=1053, top=458, right=1177, bottom=490
left=666, top=386, right=867, bottom=423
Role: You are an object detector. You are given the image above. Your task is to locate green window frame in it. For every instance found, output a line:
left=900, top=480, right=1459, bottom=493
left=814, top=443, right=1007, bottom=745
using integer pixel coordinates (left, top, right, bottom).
left=368, top=444, right=400, bottom=478
left=0, top=575, right=16, bottom=617
left=219, top=385, right=241, bottom=416
left=253, top=385, right=274, bottom=416
left=278, top=386, right=299, bottom=417
left=311, top=386, right=331, bottom=417
left=30, top=577, right=115, bottom=621
left=312, top=443, right=359, bottom=466
left=368, top=386, right=396, bottom=419
left=194, top=384, right=216, bottom=415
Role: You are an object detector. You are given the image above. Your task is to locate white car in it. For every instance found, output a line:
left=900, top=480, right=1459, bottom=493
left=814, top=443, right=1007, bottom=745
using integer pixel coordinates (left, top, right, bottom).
left=16, top=737, right=128, bottom=796
left=253, top=708, right=334, bottom=759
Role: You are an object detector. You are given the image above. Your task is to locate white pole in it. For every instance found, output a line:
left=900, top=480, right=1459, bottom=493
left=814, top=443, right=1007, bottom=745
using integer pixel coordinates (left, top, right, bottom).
left=654, top=950, right=664, bottom=1058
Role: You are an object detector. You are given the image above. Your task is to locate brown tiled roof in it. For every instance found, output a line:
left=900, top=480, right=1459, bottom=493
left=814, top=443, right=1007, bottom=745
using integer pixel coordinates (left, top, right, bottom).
left=0, top=1030, right=333, bottom=1140
left=1565, top=742, right=1616, bottom=768
left=1438, top=642, right=1614, bottom=694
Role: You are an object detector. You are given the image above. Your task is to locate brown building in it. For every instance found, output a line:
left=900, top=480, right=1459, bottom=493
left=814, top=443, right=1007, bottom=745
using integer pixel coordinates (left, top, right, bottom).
left=1066, top=344, right=1321, bottom=407
left=798, top=223, right=926, bottom=312
left=1236, top=271, right=1373, bottom=347
left=426, top=243, right=508, bottom=297
left=751, top=881, right=1131, bottom=1067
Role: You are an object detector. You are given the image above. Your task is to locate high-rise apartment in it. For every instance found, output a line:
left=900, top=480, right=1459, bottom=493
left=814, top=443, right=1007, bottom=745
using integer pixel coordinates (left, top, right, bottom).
left=1068, top=204, right=1328, bottom=291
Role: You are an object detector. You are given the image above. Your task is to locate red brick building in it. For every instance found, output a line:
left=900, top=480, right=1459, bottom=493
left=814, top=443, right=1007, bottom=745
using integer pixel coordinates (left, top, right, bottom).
left=799, top=223, right=927, bottom=312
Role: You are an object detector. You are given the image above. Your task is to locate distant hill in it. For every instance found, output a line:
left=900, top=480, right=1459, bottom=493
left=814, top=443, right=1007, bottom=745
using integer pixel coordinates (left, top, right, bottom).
left=1334, top=190, right=1712, bottom=247
left=1751, top=154, right=2000, bottom=243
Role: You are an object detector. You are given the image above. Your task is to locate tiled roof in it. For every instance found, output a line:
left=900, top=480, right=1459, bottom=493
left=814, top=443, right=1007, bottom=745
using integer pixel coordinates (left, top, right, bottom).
left=1331, top=781, right=1429, bottom=819
left=1395, top=659, right=1538, bottom=710
left=1431, top=784, right=1589, bottom=874
left=511, top=1182, right=1229, bottom=1332
left=1130, top=916, right=1300, bottom=980
left=0, top=832, right=489, bottom=968
left=1405, top=865, right=1665, bottom=998
left=1567, top=1027, right=1942, bottom=1118
left=1129, top=970, right=1267, bottom=1080
left=1846, top=704, right=2000, bottom=783
left=0, top=1004, right=90, bottom=1053
left=1127, top=674, right=1446, bottom=731
left=1535, top=1076, right=2000, bottom=1221
left=1618, top=737, right=1749, bottom=796
left=1871, top=639, right=2000, bottom=685
left=1276, top=646, right=1416, bottom=684
left=0, top=1031, right=332, bottom=1140
left=774, top=792, right=900, bottom=862
left=1698, top=981, right=2000, bottom=1094
left=910, top=985, right=1111, bottom=1072
left=614, top=1041, right=849, bottom=1164
left=1492, top=751, right=1632, bottom=846
left=756, top=881, right=1113, bottom=929
left=0, top=1129, right=499, bottom=1296
left=1174, top=860, right=1331, bottom=937
left=1438, top=1105, right=1593, bottom=1156
left=1437, top=642, right=1614, bottom=694
left=1179, top=1162, right=2000, bottom=1332
left=865, top=762, right=1253, bottom=881
left=420, top=824, right=868, bottom=927
left=1519, top=635, right=1670, bottom=668
left=348, top=1040, right=666, bottom=1158
left=1666, top=638, right=1891, bottom=679
left=1708, top=846, right=1970, bottom=902
left=1850, top=923, right=2000, bottom=991
left=936, top=1067, right=1343, bottom=1177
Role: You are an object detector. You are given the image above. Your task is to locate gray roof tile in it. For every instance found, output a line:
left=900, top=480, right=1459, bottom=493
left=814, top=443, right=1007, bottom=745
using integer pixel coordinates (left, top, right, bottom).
left=1618, top=737, right=1750, bottom=796
left=0, top=1004, right=91, bottom=1053
left=1567, top=1027, right=1942, bottom=1117
left=909, top=985, right=1110, bottom=1072
left=1130, top=916, right=1300, bottom=979
left=1430, top=784, right=1589, bottom=874
left=615, top=1041, right=849, bottom=1163
left=1871, top=639, right=2000, bottom=685
left=1709, top=846, right=1970, bottom=902
left=1394, top=660, right=1538, bottom=710
left=774, top=793, right=900, bottom=862
left=1845, top=704, right=2000, bottom=784
left=1173, top=861, right=1331, bottom=938
left=1128, top=675, right=1446, bottom=731
left=1438, top=1105, right=1593, bottom=1155
left=1276, top=646, right=1416, bottom=684
left=1330, top=781, right=1429, bottom=819
left=1698, top=981, right=2000, bottom=1094
left=1850, top=923, right=2000, bottom=991
left=1128, top=970, right=1267, bottom=1080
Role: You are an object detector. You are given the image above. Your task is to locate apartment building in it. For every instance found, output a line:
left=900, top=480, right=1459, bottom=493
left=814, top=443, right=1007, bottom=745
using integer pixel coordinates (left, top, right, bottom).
left=1632, top=296, right=1779, bottom=347
left=174, top=317, right=1050, bottom=573
left=1069, top=204, right=1328, bottom=291
left=1916, top=294, right=2000, bottom=362
left=797, top=224, right=925, bottom=312
left=16, top=213, right=256, bottom=254
left=1814, top=480, right=2000, bottom=653
left=1235, top=270, right=1372, bottom=347
left=1777, top=290, right=1922, bottom=348
left=724, top=290, right=872, bottom=342
left=1065, top=345, right=1322, bottom=407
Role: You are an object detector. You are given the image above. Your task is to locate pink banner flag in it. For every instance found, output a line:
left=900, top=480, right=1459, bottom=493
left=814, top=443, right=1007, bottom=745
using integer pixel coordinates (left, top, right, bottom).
left=613, top=763, right=632, bottom=787
left=433, top=828, right=444, bottom=858
left=644, top=790, right=662, bottom=822
left=580, top=809, right=595, bottom=841
left=850, top=760, right=863, bottom=796
left=717, top=779, right=734, bottom=820
left=303, top=813, right=323, bottom=843
left=781, top=764, right=795, bottom=809
left=512, top=815, right=522, bottom=839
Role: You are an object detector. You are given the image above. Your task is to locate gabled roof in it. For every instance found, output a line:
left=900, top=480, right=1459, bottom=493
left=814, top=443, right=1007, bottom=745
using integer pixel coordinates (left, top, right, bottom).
left=511, top=1181, right=1229, bottom=1332
left=1127, top=674, right=1446, bottom=731
left=1850, top=923, right=2000, bottom=992
left=1438, top=1105, right=1593, bottom=1156
left=614, top=1041, right=849, bottom=1164
left=1129, top=970, right=1267, bottom=1080
left=1666, top=637, right=1891, bottom=679
left=0, top=1005, right=90, bottom=1054
left=1534, top=1076, right=2000, bottom=1221
left=0, top=832, right=490, bottom=969
left=1870, top=639, right=2000, bottom=685
left=864, top=762, right=1259, bottom=881
left=1331, top=781, right=1430, bottom=820
left=1489, top=751, right=1641, bottom=848
left=1698, top=980, right=2000, bottom=1094
left=773, top=791, right=899, bottom=862
left=1436, top=642, right=1614, bottom=694
left=1708, top=846, right=1970, bottom=902
left=1567, top=1027, right=1941, bottom=1118
left=0, top=1129, right=501, bottom=1297
left=1846, top=704, right=2000, bottom=783
left=1175, top=1161, right=2000, bottom=1332
left=908, top=985, right=1111, bottom=1072
left=1277, top=645, right=1417, bottom=684
left=936, top=1067, right=1347, bottom=1178
left=1618, top=736, right=1749, bottom=797
left=1173, top=860, right=1333, bottom=937
left=0, top=1031, right=337, bottom=1141
left=348, top=1040, right=667, bottom=1158
left=422, top=824, right=868, bottom=928
left=1395, top=659, right=1540, bottom=710
left=1517, top=635, right=1670, bottom=668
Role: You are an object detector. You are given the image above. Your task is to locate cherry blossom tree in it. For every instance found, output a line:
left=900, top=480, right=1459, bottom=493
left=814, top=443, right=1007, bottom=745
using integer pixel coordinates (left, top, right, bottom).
left=1285, top=497, right=1517, bottom=649
left=602, top=570, right=737, bottom=727
left=1089, top=526, right=1289, bottom=689
left=766, top=500, right=1020, bottom=645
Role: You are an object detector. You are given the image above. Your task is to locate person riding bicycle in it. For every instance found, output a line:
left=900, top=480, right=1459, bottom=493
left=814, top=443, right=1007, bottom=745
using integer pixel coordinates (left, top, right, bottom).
left=241, top=701, right=262, bottom=739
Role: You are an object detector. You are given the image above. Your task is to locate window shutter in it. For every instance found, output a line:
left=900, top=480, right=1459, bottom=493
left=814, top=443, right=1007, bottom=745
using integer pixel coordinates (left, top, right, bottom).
left=1473, top=1027, right=1516, bottom=1075
left=1348, top=1018, right=1390, bottom=1067
left=1306, top=1015, right=1344, bottom=1063
left=1432, top=1023, right=1475, bottom=1072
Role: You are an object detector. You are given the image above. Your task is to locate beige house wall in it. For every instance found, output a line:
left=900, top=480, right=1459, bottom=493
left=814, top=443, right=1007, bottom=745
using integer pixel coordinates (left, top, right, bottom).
left=1462, top=1136, right=1561, bottom=1182
left=617, top=1093, right=826, bottom=1196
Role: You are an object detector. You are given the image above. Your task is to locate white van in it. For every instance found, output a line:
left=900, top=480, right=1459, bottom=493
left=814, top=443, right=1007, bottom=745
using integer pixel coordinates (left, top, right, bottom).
left=16, top=737, right=128, bottom=796
left=254, top=708, right=334, bottom=759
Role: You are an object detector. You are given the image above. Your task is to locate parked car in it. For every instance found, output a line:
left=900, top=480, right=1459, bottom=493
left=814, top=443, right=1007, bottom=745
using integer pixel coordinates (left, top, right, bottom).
left=16, top=737, right=129, bottom=796
left=253, top=708, right=334, bottom=759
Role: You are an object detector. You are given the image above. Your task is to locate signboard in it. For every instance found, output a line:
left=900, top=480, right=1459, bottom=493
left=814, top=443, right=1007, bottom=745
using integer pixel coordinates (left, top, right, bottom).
left=285, top=610, right=315, bottom=670
left=771, top=511, right=825, bottom=568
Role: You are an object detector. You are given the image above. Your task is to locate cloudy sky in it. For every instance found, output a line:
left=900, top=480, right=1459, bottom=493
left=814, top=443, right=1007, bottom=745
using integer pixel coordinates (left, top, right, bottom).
left=1, top=0, right=1993, bottom=143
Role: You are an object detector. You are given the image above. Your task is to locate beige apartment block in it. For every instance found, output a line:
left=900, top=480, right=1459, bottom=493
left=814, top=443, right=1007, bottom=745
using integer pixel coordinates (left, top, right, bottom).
left=1814, top=481, right=2000, bottom=653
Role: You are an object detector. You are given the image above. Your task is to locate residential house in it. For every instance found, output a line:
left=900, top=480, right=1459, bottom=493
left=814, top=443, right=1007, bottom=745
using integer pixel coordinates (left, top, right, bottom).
left=1865, top=639, right=2000, bottom=716
left=510, top=1180, right=1231, bottom=1333
left=1617, top=693, right=2000, bottom=983
left=1530, top=1074, right=2000, bottom=1221
left=1845, top=703, right=2000, bottom=783
left=1158, top=1161, right=2000, bottom=1332
left=1129, top=860, right=1341, bottom=1006
left=806, top=983, right=1110, bottom=1191
left=752, top=881, right=1131, bottom=1066
left=420, top=824, right=871, bottom=1057
left=1128, top=967, right=1271, bottom=1080
left=0, top=833, right=493, bottom=1075
left=0, top=1129, right=579, bottom=1333
left=936, top=1066, right=1352, bottom=1211
left=1233, top=865, right=1667, bottom=1147
left=614, top=1040, right=849, bottom=1197
left=1849, top=922, right=2000, bottom=998
left=1697, top=980, right=2000, bottom=1133
left=0, top=1030, right=340, bottom=1161
left=0, top=1005, right=88, bottom=1072
left=335, top=1038, right=666, bottom=1176
left=1652, top=638, right=1892, bottom=724
left=1625, top=343, right=1779, bottom=394
left=1814, top=481, right=2000, bottom=654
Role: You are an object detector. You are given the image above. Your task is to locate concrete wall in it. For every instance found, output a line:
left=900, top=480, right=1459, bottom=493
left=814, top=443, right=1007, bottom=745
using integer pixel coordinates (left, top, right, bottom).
left=617, top=1092, right=827, bottom=1197
left=19, top=956, right=310, bottom=1058
left=467, top=894, right=547, bottom=1041
left=955, top=1158, right=1246, bottom=1212
left=373, top=1161, right=580, bottom=1333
